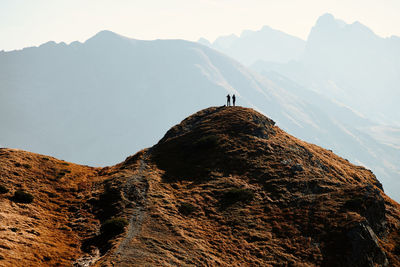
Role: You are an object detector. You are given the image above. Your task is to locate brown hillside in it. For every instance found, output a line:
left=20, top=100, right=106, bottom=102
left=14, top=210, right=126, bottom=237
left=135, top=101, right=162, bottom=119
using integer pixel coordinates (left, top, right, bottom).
left=1, top=106, right=400, bottom=266
left=0, top=149, right=101, bottom=266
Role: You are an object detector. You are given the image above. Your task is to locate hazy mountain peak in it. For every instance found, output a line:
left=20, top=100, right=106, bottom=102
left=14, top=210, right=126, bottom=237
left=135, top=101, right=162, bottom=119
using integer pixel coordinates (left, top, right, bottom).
left=209, top=25, right=305, bottom=65
left=239, top=25, right=281, bottom=38
left=261, top=25, right=272, bottom=31
left=69, top=40, right=82, bottom=48
left=197, top=37, right=211, bottom=46
left=39, top=41, right=58, bottom=48
left=213, top=33, right=238, bottom=47
left=306, top=13, right=380, bottom=47
left=315, top=13, right=346, bottom=29
left=316, top=13, right=335, bottom=23
left=85, top=30, right=127, bottom=44
left=312, top=14, right=377, bottom=40
left=349, top=21, right=375, bottom=35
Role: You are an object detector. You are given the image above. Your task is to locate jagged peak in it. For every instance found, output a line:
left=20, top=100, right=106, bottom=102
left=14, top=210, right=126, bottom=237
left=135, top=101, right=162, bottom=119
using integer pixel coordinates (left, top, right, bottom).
left=39, top=41, right=61, bottom=48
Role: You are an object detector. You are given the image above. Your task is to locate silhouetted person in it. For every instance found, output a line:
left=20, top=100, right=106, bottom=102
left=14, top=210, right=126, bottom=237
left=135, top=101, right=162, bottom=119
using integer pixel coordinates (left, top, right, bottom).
left=232, top=94, right=236, bottom=106
left=226, top=94, right=231, bottom=106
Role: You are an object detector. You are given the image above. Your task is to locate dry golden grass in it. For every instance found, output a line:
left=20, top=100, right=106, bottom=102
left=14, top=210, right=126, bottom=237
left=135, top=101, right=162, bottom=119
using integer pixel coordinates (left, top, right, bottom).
left=0, top=148, right=102, bottom=266
left=1, top=107, right=399, bottom=266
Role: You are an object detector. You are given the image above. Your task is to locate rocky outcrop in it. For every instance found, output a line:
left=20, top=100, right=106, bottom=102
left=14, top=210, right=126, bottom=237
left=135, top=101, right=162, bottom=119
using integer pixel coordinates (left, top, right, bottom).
left=346, top=222, right=388, bottom=266
left=1, top=107, right=400, bottom=266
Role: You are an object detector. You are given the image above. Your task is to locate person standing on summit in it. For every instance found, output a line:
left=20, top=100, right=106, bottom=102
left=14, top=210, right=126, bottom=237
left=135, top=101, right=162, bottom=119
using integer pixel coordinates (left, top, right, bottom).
left=226, top=94, right=231, bottom=106
left=232, top=94, right=236, bottom=106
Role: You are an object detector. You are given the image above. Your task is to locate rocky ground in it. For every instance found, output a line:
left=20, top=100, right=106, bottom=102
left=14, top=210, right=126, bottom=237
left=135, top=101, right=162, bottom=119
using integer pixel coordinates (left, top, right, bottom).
left=1, top=106, right=399, bottom=266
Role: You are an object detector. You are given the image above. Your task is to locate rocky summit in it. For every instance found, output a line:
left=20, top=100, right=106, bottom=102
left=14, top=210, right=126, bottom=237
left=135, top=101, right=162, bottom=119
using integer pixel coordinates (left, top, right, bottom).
left=0, top=106, right=399, bottom=266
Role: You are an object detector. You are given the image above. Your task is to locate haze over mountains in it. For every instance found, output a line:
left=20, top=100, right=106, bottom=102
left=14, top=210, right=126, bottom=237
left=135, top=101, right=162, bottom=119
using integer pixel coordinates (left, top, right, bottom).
left=0, top=14, right=399, bottom=200
left=252, top=13, right=400, bottom=126
left=202, top=13, right=400, bottom=126
left=199, top=13, right=400, bottom=200
left=198, top=25, right=305, bottom=65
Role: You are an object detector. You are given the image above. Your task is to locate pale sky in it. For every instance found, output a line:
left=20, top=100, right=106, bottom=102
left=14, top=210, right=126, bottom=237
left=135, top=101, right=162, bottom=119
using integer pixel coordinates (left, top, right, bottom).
left=1, top=0, right=399, bottom=51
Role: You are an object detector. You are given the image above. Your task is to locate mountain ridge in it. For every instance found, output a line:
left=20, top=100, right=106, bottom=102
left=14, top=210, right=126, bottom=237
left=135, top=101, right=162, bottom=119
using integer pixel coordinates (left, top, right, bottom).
left=200, top=25, right=306, bottom=65
left=1, top=28, right=399, bottom=202
left=1, top=106, right=400, bottom=266
left=251, top=13, right=400, bottom=126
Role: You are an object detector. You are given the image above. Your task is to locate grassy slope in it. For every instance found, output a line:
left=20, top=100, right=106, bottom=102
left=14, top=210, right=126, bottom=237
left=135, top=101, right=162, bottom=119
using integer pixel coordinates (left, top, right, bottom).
left=1, top=107, right=400, bottom=266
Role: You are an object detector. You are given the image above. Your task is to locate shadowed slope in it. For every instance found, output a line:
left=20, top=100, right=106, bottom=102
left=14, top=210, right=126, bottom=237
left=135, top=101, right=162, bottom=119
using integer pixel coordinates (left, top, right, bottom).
left=1, top=107, right=400, bottom=266
left=98, top=107, right=400, bottom=266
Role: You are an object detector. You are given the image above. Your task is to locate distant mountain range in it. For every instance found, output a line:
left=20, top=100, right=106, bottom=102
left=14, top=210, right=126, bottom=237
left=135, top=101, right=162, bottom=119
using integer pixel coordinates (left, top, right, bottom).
left=251, top=13, right=400, bottom=127
left=0, top=27, right=399, bottom=200
left=201, top=13, right=400, bottom=127
left=198, top=25, right=305, bottom=65
left=199, top=13, right=400, bottom=199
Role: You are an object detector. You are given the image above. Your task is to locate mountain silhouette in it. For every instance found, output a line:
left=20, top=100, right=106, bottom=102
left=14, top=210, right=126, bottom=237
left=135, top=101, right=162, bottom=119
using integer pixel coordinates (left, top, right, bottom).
left=199, top=25, right=306, bottom=65
left=1, top=107, right=399, bottom=266
left=251, top=13, right=400, bottom=126
left=0, top=30, right=399, bottom=201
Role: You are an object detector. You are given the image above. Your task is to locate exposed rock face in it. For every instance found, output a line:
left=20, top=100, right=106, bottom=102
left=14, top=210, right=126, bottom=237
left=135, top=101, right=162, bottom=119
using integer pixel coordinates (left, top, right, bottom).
left=1, top=107, right=400, bottom=266
left=346, top=223, right=388, bottom=267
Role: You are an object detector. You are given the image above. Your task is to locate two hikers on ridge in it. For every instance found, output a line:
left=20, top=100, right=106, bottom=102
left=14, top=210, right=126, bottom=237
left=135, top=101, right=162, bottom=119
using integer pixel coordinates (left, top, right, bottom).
left=226, top=94, right=236, bottom=107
